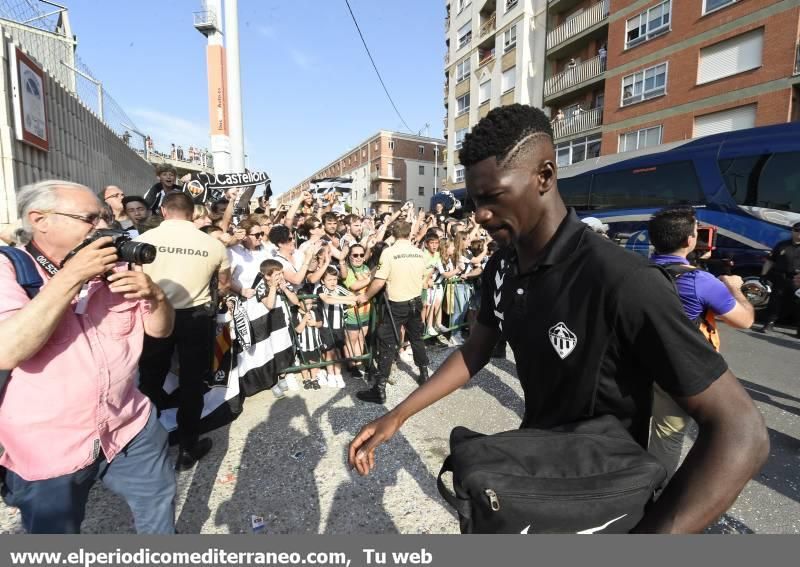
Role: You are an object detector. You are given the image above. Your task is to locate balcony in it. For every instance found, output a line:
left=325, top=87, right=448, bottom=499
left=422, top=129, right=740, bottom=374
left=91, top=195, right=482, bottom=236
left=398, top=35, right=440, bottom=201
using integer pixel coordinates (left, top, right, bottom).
left=551, top=107, right=603, bottom=141
left=371, top=171, right=401, bottom=182
left=547, top=0, right=609, bottom=51
left=193, top=10, right=220, bottom=34
left=445, top=52, right=450, bottom=65
left=505, top=0, right=519, bottom=11
left=480, top=13, right=496, bottom=38
left=478, top=47, right=496, bottom=66
left=445, top=17, right=450, bottom=32
left=544, top=55, right=605, bottom=99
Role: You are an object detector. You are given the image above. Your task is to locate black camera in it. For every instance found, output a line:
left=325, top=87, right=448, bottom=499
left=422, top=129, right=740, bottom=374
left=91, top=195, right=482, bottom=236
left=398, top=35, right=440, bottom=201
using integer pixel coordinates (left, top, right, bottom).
left=82, top=228, right=156, bottom=264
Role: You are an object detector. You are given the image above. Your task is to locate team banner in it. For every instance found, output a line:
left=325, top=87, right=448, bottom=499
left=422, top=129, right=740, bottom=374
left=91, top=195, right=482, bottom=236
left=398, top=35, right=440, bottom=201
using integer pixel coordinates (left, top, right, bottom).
left=183, top=171, right=272, bottom=205
left=310, top=176, right=353, bottom=198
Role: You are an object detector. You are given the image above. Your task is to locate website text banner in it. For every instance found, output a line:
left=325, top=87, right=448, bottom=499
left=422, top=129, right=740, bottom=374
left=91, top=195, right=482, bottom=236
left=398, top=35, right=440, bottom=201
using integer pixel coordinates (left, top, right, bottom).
left=0, top=535, right=794, bottom=567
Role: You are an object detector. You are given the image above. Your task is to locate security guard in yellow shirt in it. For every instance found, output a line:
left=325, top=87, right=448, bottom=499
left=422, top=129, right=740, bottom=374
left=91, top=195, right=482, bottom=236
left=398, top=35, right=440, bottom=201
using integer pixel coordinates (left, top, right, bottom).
left=135, top=192, right=231, bottom=470
left=355, top=221, right=429, bottom=403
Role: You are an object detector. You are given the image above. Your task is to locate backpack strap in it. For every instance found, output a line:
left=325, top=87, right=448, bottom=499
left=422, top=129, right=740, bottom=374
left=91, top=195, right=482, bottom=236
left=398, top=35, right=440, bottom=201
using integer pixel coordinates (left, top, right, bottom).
left=437, top=456, right=472, bottom=520
left=659, top=262, right=698, bottom=280
left=0, top=247, right=44, bottom=391
left=0, top=247, right=43, bottom=300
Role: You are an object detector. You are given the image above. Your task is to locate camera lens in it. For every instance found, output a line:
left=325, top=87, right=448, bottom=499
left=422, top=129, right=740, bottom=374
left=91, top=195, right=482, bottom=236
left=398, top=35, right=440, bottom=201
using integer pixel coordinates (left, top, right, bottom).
left=118, top=240, right=157, bottom=264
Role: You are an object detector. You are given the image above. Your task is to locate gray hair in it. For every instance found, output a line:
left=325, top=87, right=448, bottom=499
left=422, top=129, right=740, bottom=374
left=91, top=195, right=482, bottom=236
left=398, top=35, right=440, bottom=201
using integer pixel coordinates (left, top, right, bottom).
left=15, top=180, right=95, bottom=244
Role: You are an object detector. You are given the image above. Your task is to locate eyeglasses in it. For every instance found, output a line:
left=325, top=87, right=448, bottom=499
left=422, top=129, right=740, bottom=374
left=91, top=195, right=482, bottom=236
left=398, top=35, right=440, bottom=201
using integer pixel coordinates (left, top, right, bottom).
left=104, top=193, right=124, bottom=201
left=350, top=253, right=365, bottom=258
left=249, top=232, right=264, bottom=238
left=46, top=211, right=102, bottom=227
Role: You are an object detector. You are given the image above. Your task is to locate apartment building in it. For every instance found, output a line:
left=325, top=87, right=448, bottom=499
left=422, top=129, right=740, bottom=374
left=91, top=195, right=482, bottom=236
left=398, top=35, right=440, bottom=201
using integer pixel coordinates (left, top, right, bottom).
left=545, top=0, right=800, bottom=168
left=443, top=0, right=549, bottom=191
left=280, top=131, right=445, bottom=214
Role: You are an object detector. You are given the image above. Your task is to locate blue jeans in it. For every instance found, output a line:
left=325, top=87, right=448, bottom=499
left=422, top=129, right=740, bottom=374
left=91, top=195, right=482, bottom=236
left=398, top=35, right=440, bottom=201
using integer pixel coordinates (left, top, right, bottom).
left=2, top=407, right=176, bottom=534
left=451, top=283, right=472, bottom=332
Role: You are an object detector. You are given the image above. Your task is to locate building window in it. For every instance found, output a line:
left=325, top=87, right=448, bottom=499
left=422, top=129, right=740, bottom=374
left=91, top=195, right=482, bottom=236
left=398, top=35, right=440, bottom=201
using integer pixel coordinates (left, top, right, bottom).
left=703, top=0, right=737, bottom=15
left=555, top=134, right=601, bottom=167
left=625, top=1, right=671, bottom=49
left=387, top=161, right=394, bottom=177
left=456, top=57, right=471, bottom=83
left=503, top=24, right=517, bottom=52
left=505, top=0, right=519, bottom=13
left=479, top=79, right=491, bottom=104
left=374, top=142, right=379, bottom=151
left=619, top=125, right=663, bottom=153
left=455, top=127, right=468, bottom=149
left=387, top=185, right=394, bottom=199
left=697, top=29, right=763, bottom=85
left=418, top=145, right=425, bottom=156
left=455, top=165, right=465, bottom=183
left=362, top=149, right=366, bottom=157
left=457, top=93, right=471, bottom=115
left=457, top=21, right=472, bottom=49
left=457, top=0, right=471, bottom=14
left=389, top=140, right=395, bottom=150
left=419, top=186, right=425, bottom=196
left=693, top=104, right=756, bottom=137
left=621, top=63, right=668, bottom=106
left=419, top=165, right=425, bottom=175
left=502, top=66, right=516, bottom=93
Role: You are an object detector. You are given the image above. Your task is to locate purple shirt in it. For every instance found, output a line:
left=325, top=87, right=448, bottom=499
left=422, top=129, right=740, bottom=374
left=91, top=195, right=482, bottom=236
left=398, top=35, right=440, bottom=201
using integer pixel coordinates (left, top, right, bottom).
left=652, top=255, right=736, bottom=321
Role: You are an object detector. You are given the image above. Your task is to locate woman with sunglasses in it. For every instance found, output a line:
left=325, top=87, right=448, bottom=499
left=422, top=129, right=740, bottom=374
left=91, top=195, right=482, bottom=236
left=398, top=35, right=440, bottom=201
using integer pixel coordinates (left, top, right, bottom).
left=229, top=218, right=271, bottom=298
left=342, top=244, right=372, bottom=377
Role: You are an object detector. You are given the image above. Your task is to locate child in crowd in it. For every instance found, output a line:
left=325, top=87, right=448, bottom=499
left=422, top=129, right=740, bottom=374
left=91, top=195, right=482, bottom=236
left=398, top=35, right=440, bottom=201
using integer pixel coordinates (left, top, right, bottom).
left=257, top=259, right=302, bottom=395
left=315, top=267, right=357, bottom=388
left=293, top=290, right=325, bottom=390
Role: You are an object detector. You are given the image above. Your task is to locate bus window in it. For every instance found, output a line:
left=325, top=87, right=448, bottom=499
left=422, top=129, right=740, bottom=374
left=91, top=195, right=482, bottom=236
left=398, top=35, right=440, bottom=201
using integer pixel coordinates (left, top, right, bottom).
left=720, top=152, right=799, bottom=212
left=558, top=176, right=590, bottom=209
left=590, top=161, right=704, bottom=210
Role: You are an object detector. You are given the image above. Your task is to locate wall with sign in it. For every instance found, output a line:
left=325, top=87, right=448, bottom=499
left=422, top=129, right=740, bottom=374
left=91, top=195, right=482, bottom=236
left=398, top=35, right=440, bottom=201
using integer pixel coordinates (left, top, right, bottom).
left=0, top=31, right=155, bottom=224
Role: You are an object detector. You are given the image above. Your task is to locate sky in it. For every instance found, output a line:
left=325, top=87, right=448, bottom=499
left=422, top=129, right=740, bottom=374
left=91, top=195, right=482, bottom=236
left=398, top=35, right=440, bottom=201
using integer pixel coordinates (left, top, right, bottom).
left=60, top=0, right=444, bottom=196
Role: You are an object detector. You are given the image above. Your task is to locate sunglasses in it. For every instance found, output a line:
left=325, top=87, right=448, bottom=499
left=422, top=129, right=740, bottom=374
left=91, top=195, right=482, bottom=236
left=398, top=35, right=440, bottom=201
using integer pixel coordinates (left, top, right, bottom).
left=350, top=253, right=365, bottom=258
left=249, top=232, right=264, bottom=238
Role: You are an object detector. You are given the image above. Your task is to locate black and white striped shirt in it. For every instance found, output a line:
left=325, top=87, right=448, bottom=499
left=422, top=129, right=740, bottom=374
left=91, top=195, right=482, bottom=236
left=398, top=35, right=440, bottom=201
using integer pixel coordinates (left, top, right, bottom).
left=294, top=309, right=321, bottom=352
left=314, top=284, right=350, bottom=330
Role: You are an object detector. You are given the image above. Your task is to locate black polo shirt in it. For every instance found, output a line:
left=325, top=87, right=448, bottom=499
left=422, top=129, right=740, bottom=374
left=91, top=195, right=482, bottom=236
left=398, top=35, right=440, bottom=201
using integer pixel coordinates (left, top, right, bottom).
left=477, top=210, right=728, bottom=445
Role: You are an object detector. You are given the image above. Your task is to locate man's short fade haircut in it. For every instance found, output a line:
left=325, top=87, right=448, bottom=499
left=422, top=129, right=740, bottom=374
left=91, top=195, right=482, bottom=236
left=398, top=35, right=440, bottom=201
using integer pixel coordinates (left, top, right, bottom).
left=459, top=104, right=554, bottom=168
left=122, top=195, right=147, bottom=207
left=649, top=206, right=697, bottom=255
left=269, top=224, right=293, bottom=246
left=155, top=164, right=177, bottom=176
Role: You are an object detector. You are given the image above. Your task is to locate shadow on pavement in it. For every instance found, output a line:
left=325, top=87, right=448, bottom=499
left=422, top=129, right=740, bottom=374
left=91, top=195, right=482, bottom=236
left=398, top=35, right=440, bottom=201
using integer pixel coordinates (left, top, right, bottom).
left=752, top=427, right=800, bottom=506
left=739, top=329, right=799, bottom=349
left=215, top=395, right=324, bottom=534
left=740, top=379, right=800, bottom=418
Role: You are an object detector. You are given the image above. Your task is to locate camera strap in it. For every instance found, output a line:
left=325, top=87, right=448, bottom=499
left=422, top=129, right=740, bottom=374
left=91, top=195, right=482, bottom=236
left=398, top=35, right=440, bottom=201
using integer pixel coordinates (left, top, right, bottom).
left=24, top=242, right=59, bottom=277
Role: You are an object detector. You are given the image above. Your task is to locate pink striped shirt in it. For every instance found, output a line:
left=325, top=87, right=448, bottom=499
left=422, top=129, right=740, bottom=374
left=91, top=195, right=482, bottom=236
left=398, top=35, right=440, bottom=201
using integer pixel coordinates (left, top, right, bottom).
left=0, top=251, right=151, bottom=481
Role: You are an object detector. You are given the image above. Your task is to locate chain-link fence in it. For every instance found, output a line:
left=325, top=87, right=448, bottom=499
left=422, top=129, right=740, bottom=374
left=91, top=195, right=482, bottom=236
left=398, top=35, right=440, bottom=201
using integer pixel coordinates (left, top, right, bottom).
left=0, top=0, right=145, bottom=152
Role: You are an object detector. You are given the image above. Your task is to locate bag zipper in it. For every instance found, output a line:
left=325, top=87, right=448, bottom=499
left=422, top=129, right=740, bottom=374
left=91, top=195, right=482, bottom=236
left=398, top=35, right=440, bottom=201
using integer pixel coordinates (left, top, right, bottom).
left=483, top=484, right=648, bottom=512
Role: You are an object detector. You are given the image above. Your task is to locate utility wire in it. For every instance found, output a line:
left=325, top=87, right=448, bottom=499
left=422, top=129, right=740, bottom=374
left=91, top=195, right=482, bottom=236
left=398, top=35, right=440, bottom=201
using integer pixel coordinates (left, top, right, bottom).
left=343, top=0, right=413, bottom=134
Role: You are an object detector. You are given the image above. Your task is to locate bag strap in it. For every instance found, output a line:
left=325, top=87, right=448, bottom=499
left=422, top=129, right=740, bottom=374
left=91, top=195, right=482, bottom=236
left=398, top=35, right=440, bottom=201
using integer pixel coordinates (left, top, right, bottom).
left=0, top=247, right=44, bottom=392
left=436, top=455, right=472, bottom=520
left=0, top=247, right=43, bottom=300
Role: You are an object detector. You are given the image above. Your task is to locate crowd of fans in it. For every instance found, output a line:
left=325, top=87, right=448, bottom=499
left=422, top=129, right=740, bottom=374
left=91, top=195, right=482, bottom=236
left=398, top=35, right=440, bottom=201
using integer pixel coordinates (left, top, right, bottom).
left=106, top=174, right=494, bottom=398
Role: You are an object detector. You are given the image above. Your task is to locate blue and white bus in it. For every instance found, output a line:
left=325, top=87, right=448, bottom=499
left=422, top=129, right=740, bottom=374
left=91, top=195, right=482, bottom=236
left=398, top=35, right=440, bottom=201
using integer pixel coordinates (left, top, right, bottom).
left=434, top=123, right=799, bottom=276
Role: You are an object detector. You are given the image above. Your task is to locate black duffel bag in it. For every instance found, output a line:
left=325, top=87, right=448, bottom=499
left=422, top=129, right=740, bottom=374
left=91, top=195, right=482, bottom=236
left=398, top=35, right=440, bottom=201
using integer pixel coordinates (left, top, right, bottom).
left=437, top=415, right=666, bottom=534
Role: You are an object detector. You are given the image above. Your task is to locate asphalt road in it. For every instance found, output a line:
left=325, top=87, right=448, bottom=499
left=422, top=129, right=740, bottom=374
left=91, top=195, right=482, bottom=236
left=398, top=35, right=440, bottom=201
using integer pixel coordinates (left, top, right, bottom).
left=1, top=324, right=797, bottom=534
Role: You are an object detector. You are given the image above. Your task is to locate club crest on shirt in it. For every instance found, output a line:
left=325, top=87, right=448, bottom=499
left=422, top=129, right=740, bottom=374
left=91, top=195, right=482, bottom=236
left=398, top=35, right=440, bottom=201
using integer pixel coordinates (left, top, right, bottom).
left=548, top=322, right=577, bottom=360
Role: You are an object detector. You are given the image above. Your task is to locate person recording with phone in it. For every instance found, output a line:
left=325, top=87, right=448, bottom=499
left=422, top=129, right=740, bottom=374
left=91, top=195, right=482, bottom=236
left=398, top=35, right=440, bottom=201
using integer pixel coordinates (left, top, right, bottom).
left=0, top=181, right=176, bottom=534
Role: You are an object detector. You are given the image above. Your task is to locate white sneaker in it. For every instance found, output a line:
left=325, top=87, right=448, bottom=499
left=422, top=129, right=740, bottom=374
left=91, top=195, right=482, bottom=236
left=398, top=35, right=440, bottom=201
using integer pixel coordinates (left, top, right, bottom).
left=450, top=334, right=465, bottom=346
left=271, top=384, right=285, bottom=399
left=425, top=327, right=438, bottom=336
left=400, top=348, right=414, bottom=362
left=285, top=374, right=300, bottom=391
left=334, top=374, right=345, bottom=388
left=436, top=324, right=450, bottom=334
left=317, top=371, right=328, bottom=386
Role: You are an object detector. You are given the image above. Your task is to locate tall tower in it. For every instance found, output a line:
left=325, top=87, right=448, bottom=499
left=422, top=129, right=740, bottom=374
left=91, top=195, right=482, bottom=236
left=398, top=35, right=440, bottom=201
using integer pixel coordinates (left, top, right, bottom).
left=194, top=0, right=231, bottom=173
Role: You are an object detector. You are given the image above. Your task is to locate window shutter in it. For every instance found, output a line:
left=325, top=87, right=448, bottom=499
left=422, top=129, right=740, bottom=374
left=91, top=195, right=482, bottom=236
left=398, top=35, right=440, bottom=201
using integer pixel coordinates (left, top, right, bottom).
left=697, top=29, right=763, bottom=84
left=693, top=104, right=756, bottom=137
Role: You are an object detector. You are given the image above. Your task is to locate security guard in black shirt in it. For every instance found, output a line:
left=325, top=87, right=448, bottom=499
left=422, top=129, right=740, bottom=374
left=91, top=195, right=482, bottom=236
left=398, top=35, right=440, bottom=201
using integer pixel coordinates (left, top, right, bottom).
left=348, top=104, right=769, bottom=533
left=760, top=220, right=800, bottom=336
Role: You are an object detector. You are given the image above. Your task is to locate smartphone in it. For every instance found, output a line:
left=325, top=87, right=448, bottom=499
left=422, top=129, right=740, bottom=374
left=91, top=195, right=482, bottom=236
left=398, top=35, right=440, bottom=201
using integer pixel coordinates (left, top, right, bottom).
left=695, top=226, right=717, bottom=253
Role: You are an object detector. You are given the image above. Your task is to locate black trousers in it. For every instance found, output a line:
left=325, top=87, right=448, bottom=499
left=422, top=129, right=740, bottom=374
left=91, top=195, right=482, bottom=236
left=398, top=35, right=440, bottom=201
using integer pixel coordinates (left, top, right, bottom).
left=765, top=273, right=800, bottom=326
left=138, top=304, right=215, bottom=447
left=375, top=297, right=429, bottom=385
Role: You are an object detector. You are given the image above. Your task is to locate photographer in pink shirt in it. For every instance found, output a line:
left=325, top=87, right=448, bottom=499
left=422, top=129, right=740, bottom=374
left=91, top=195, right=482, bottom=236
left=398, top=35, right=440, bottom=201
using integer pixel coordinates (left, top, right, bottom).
left=0, top=180, right=175, bottom=534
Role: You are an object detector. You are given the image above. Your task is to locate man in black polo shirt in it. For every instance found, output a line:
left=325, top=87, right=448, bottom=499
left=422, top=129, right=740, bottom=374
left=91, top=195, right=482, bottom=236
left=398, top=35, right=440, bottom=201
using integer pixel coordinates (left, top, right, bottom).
left=348, top=104, right=768, bottom=533
left=759, top=220, right=800, bottom=337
